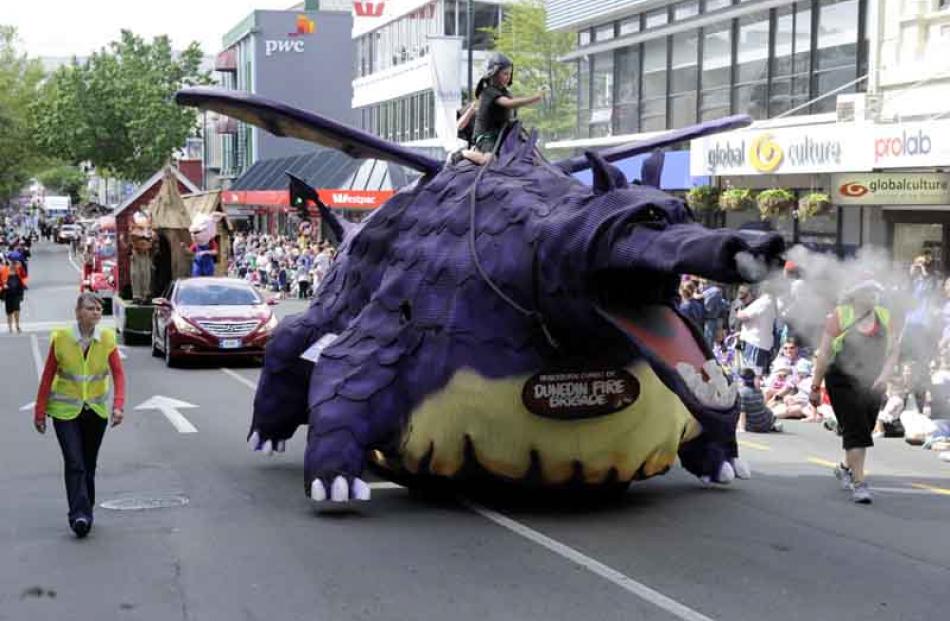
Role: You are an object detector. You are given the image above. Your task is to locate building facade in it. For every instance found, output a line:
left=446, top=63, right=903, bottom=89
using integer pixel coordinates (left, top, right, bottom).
left=548, top=0, right=950, bottom=270
left=351, top=0, right=510, bottom=153
left=214, top=7, right=355, bottom=182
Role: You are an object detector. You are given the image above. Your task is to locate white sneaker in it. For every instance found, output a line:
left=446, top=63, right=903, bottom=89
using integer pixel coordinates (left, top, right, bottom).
left=834, top=463, right=853, bottom=491
left=939, top=451, right=950, bottom=463
left=851, top=481, right=872, bottom=504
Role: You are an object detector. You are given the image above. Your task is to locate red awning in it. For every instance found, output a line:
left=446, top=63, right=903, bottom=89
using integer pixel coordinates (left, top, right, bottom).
left=215, top=48, right=237, bottom=72
left=222, top=189, right=394, bottom=211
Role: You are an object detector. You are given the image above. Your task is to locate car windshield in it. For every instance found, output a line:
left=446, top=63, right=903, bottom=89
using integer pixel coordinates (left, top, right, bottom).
left=176, top=283, right=261, bottom=306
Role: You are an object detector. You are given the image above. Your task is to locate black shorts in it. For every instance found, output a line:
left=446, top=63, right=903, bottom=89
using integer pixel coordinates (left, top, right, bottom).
left=826, top=372, right=882, bottom=450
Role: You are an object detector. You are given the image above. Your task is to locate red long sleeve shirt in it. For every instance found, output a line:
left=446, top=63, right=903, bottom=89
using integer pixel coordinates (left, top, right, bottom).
left=34, top=344, right=126, bottom=422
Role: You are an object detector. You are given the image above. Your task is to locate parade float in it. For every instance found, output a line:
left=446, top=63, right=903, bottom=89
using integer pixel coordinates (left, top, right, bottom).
left=114, top=166, right=206, bottom=344
left=176, top=87, right=785, bottom=508
left=80, top=215, right=117, bottom=314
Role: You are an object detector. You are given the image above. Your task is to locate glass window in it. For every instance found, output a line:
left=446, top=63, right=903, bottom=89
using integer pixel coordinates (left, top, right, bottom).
left=701, top=24, right=732, bottom=121
left=444, top=0, right=457, bottom=36
left=619, top=17, right=640, bottom=36
left=614, top=45, right=640, bottom=134
left=595, top=23, right=615, bottom=42
left=674, top=1, right=700, bottom=20
left=814, top=0, right=859, bottom=112
left=591, top=51, right=614, bottom=111
left=578, top=57, right=591, bottom=111
left=670, top=30, right=698, bottom=127
left=770, top=4, right=813, bottom=116
left=645, top=9, right=669, bottom=29
left=579, top=30, right=591, bottom=46
left=641, top=38, right=668, bottom=130
left=704, top=0, right=733, bottom=11
left=735, top=12, right=769, bottom=119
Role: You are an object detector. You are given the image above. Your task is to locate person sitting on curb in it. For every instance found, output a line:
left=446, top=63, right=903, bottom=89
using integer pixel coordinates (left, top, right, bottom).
left=737, top=367, right=783, bottom=433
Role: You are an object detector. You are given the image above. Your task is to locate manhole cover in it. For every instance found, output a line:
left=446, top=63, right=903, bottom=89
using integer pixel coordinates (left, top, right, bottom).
left=100, top=494, right=189, bottom=511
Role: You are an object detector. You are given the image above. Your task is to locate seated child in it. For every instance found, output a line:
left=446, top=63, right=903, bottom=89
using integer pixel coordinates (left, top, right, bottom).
left=772, top=358, right=821, bottom=421
left=763, top=361, right=795, bottom=403
left=737, top=367, right=783, bottom=433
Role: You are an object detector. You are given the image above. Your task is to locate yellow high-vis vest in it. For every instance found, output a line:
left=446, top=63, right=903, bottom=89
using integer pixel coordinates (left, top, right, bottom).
left=830, top=304, right=890, bottom=362
left=47, top=326, right=117, bottom=420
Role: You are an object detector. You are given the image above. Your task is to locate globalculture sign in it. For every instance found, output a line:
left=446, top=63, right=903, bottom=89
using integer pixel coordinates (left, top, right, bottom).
left=831, top=173, right=950, bottom=206
left=691, top=120, right=950, bottom=176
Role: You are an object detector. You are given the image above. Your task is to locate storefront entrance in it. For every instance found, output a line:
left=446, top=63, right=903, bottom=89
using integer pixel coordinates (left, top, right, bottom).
left=885, top=211, right=950, bottom=276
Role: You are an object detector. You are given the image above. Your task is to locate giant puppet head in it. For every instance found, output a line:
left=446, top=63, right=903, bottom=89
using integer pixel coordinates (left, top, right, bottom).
left=176, top=88, right=784, bottom=508
left=188, top=213, right=218, bottom=246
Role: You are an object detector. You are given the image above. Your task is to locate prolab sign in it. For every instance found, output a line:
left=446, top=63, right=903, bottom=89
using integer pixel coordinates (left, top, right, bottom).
left=265, top=14, right=315, bottom=57
left=522, top=369, right=640, bottom=420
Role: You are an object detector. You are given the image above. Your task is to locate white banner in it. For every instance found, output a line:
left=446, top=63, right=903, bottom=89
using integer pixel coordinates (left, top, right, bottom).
left=831, top=172, right=950, bottom=206
left=429, top=35, right=462, bottom=152
left=690, top=119, right=950, bottom=176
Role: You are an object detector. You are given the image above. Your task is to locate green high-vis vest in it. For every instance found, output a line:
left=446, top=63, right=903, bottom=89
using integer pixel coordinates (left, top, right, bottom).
left=46, top=327, right=117, bottom=421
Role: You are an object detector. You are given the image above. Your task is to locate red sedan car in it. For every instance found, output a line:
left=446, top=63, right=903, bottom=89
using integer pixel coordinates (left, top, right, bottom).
left=152, top=277, right=278, bottom=367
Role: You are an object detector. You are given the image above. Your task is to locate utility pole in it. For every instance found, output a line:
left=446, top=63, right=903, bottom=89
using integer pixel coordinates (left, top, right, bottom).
left=467, top=0, right=474, bottom=102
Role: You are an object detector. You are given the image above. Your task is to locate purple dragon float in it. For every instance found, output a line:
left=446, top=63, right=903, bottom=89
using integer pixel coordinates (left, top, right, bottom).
left=177, top=88, right=784, bottom=507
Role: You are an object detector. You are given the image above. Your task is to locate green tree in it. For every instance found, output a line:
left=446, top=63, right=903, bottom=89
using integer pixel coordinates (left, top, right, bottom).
left=36, top=164, right=88, bottom=205
left=30, top=31, right=210, bottom=182
left=0, top=26, right=46, bottom=204
left=488, top=0, right=576, bottom=145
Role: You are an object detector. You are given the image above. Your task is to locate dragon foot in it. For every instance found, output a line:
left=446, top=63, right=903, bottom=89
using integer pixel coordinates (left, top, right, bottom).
left=700, top=458, right=751, bottom=485
left=310, top=476, right=371, bottom=504
left=247, top=431, right=287, bottom=455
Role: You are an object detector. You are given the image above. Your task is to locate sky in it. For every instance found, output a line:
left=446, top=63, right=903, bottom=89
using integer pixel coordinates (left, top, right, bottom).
left=1, top=0, right=302, bottom=59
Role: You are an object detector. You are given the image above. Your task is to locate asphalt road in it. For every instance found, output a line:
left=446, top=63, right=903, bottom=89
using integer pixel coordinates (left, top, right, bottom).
left=1, top=241, right=948, bottom=621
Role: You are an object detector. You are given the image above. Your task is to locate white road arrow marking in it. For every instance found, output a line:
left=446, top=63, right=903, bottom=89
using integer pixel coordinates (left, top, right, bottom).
left=118, top=347, right=127, bottom=360
left=20, top=401, right=35, bottom=412
left=134, top=396, right=198, bottom=433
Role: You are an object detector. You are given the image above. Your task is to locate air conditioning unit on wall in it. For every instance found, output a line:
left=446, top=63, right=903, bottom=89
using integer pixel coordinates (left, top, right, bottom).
left=836, top=93, right=882, bottom=123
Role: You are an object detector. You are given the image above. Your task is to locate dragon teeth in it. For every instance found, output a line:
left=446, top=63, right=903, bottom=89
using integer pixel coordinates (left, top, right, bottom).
left=676, top=361, right=737, bottom=409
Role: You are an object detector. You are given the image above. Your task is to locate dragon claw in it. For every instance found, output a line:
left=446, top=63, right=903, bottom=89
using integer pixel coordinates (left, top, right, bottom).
left=309, top=476, right=372, bottom=505
left=731, top=457, right=752, bottom=479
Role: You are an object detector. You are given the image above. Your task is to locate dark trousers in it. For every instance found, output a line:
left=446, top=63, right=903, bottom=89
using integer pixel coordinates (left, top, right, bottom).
left=52, top=407, right=108, bottom=524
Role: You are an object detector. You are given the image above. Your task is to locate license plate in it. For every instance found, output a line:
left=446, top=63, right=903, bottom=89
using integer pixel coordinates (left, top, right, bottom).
left=220, top=338, right=242, bottom=349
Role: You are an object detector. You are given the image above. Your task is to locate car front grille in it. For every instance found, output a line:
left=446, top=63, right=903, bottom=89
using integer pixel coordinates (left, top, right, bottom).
left=195, top=320, right=260, bottom=337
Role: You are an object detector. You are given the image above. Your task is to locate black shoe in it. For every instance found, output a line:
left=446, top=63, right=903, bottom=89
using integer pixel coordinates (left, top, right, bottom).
left=71, top=517, right=90, bottom=539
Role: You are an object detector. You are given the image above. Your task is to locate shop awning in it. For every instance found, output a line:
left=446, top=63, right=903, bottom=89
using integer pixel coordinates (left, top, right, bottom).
left=224, top=149, right=415, bottom=213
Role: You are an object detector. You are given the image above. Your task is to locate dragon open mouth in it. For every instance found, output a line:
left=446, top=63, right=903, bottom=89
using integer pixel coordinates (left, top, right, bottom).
left=602, top=305, right=736, bottom=410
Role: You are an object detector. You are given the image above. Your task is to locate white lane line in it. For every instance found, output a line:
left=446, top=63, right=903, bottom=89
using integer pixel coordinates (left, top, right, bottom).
left=30, top=333, right=43, bottom=379
left=221, top=367, right=258, bottom=390
left=462, top=499, right=716, bottom=621
left=67, top=248, right=81, bottom=273
left=12, top=319, right=117, bottom=334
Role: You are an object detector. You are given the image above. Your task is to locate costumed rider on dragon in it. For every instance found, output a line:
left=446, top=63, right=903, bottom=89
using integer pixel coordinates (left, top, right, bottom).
left=174, top=58, right=786, bottom=511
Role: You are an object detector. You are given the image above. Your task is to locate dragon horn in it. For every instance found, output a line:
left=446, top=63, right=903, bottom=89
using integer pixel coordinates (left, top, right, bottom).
left=287, top=173, right=355, bottom=245
left=175, top=87, right=442, bottom=176
left=553, top=115, right=752, bottom=174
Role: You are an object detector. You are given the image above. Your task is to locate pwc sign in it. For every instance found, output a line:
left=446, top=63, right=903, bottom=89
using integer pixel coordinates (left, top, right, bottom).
left=265, top=14, right=315, bottom=57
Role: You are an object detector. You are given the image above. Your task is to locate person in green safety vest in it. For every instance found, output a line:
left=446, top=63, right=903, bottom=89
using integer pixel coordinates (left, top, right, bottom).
left=34, top=292, right=126, bottom=538
left=810, top=280, right=900, bottom=505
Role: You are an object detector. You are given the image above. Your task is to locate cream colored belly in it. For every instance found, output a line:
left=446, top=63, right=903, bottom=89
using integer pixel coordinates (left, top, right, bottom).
left=397, top=362, right=701, bottom=485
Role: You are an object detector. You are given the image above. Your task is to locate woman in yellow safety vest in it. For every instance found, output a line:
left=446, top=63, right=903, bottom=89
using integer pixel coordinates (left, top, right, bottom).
left=810, top=280, right=900, bottom=505
left=34, top=292, right=126, bottom=538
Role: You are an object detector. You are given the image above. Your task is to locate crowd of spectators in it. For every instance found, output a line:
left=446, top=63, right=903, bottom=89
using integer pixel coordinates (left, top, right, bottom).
left=681, top=254, right=950, bottom=465
left=228, top=231, right=336, bottom=300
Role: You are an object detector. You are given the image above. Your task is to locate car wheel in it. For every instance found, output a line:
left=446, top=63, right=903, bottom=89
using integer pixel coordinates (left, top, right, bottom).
left=151, top=328, right=162, bottom=358
left=164, top=332, right=177, bottom=368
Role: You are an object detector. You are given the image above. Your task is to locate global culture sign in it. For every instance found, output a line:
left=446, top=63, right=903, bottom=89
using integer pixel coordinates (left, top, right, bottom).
left=690, top=125, right=861, bottom=176
left=831, top=173, right=950, bottom=206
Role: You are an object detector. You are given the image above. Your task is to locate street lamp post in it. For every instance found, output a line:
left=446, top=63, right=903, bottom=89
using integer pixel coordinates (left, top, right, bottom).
left=467, top=0, right=474, bottom=102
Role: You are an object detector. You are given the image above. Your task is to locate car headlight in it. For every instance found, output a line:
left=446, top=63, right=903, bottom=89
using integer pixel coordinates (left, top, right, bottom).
left=172, top=314, right=202, bottom=335
left=260, top=314, right=278, bottom=333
